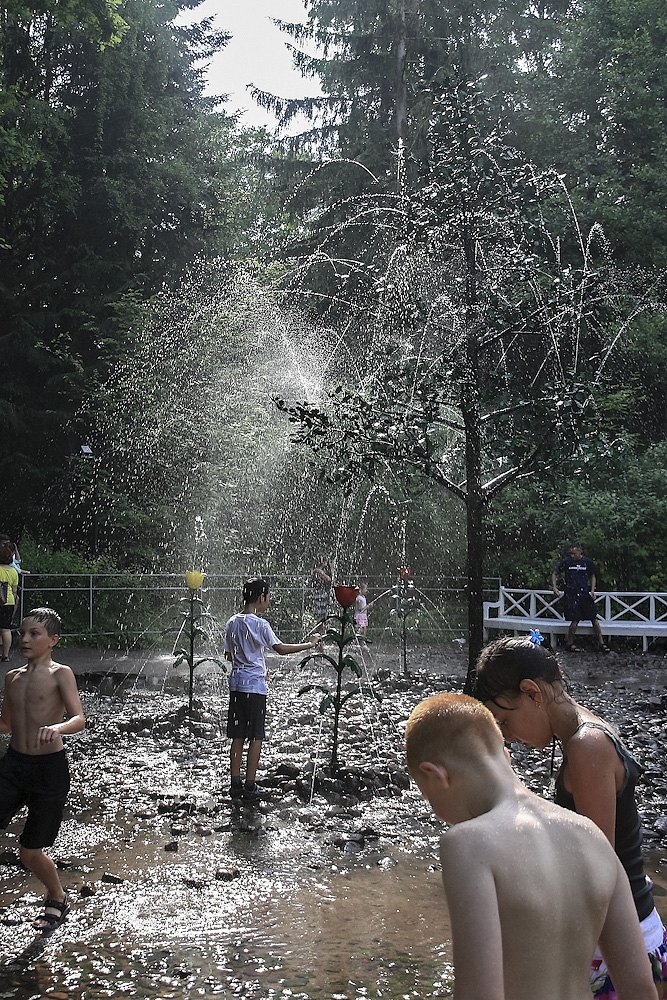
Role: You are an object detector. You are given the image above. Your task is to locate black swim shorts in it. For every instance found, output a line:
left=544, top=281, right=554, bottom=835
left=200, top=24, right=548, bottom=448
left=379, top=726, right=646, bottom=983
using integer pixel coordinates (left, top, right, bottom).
left=0, top=746, right=70, bottom=849
left=564, top=592, right=598, bottom=623
left=226, top=691, right=266, bottom=741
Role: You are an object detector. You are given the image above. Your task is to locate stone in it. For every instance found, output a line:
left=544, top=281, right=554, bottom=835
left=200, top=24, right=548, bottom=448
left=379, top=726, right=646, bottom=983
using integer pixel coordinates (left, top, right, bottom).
left=274, top=762, right=300, bottom=779
left=215, top=868, right=240, bottom=881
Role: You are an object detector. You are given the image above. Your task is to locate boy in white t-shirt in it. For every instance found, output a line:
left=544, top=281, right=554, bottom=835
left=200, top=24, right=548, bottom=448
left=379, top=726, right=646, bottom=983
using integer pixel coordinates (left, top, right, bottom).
left=224, top=578, right=321, bottom=801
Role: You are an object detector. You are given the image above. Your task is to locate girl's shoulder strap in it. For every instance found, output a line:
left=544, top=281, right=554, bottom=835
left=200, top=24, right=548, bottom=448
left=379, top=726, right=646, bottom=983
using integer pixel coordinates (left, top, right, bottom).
left=571, top=719, right=624, bottom=753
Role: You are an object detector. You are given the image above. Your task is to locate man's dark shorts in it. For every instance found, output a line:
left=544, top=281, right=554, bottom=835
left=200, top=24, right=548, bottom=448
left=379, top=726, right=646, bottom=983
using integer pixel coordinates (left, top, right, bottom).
left=0, top=747, right=70, bottom=849
left=0, top=604, right=15, bottom=629
left=564, top=592, right=598, bottom=623
left=226, top=691, right=266, bottom=741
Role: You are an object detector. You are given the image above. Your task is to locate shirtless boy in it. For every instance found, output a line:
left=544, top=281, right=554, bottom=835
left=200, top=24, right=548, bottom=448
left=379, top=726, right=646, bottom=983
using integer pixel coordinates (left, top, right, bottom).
left=0, top=608, right=85, bottom=932
left=405, top=693, right=657, bottom=1000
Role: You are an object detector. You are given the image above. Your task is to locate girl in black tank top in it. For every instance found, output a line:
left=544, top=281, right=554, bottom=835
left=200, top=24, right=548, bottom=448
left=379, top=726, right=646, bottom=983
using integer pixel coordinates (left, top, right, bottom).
left=474, top=636, right=667, bottom=998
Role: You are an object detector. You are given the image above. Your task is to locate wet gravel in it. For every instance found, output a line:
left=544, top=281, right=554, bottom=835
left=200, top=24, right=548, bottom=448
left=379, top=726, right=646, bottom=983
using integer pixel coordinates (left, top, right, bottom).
left=0, top=643, right=665, bottom=998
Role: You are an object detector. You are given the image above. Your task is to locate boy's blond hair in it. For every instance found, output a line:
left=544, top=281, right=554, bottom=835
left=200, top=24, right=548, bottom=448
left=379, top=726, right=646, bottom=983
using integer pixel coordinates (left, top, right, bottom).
left=405, top=692, right=504, bottom=774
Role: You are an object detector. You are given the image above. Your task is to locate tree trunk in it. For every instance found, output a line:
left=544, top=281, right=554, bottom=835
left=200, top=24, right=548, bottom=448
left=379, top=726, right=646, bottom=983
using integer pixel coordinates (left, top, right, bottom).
left=464, top=481, right=485, bottom=694
left=459, top=183, right=486, bottom=693
left=395, top=0, right=407, bottom=194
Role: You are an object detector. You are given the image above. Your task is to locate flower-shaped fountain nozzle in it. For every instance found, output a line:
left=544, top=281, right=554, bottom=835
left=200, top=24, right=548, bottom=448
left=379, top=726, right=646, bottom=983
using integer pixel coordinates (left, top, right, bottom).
left=334, top=583, right=359, bottom=609
left=185, top=570, right=205, bottom=590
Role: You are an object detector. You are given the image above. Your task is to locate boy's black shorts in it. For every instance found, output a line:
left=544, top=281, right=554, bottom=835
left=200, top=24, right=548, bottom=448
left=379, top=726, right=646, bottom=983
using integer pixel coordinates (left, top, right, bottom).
left=0, top=746, right=70, bottom=849
left=226, top=691, right=266, bottom=741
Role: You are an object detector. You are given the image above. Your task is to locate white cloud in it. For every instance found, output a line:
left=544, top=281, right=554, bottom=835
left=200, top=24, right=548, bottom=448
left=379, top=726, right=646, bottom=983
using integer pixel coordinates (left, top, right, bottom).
left=187, top=0, right=323, bottom=129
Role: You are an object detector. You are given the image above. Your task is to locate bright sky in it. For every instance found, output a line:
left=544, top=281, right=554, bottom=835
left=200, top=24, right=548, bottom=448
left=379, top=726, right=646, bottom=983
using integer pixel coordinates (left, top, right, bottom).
left=191, top=0, right=323, bottom=129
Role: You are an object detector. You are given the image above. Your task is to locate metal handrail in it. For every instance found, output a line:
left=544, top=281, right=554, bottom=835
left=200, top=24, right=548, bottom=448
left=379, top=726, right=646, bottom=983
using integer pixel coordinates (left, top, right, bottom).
left=15, top=573, right=501, bottom=640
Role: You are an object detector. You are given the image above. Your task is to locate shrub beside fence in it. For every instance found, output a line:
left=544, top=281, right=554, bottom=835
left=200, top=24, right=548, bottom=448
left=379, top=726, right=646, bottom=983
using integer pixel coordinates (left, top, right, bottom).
left=15, top=574, right=501, bottom=647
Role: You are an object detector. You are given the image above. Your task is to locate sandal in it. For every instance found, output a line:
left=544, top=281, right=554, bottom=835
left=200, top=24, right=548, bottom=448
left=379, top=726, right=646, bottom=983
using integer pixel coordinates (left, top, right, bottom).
left=563, top=643, right=584, bottom=652
left=33, top=893, right=70, bottom=934
left=597, top=644, right=611, bottom=654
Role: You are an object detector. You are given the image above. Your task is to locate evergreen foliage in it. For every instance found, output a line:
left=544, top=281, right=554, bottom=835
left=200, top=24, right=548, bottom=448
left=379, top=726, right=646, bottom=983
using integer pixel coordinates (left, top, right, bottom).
left=0, top=0, right=261, bottom=541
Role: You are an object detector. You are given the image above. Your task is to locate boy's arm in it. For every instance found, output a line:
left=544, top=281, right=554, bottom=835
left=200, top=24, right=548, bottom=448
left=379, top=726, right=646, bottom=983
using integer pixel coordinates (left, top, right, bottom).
left=598, top=858, right=658, bottom=1000
left=223, top=623, right=233, bottom=662
left=36, top=666, right=86, bottom=747
left=0, top=672, right=12, bottom=734
left=273, top=634, right=321, bottom=656
left=440, top=833, right=505, bottom=1000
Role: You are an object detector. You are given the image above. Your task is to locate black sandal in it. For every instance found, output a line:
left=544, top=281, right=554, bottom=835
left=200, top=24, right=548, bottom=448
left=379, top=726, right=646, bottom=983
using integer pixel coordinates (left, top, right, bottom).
left=597, top=644, right=611, bottom=654
left=563, top=643, right=584, bottom=652
left=33, top=894, right=70, bottom=934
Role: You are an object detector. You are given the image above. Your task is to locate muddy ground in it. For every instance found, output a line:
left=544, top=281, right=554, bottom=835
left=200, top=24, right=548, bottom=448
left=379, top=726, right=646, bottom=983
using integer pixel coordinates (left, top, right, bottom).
left=0, top=641, right=666, bottom=999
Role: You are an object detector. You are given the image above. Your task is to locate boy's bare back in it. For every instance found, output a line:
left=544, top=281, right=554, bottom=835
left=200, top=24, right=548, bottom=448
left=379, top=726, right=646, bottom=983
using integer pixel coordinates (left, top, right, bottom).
left=405, top=694, right=657, bottom=1000
left=440, top=785, right=655, bottom=1000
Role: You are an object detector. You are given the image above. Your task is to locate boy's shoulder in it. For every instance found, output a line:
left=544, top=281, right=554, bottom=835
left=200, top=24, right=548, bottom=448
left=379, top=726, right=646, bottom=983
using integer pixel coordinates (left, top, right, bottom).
left=442, top=788, right=606, bottom=856
left=50, top=660, right=75, bottom=675
left=4, top=663, right=26, bottom=682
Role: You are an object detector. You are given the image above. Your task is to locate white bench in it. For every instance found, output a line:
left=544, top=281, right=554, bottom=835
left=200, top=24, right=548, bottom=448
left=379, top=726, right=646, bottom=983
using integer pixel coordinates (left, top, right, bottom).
left=483, top=587, right=667, bottom=652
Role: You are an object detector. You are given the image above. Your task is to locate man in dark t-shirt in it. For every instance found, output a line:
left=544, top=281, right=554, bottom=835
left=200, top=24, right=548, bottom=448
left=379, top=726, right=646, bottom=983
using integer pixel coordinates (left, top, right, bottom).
left=552, top=543, right=610, bottom=652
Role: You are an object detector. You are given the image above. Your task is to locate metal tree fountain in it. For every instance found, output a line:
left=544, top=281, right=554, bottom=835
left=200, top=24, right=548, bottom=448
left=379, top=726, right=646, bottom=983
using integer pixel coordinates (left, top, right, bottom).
left=299, top=583, right=380, bottom=774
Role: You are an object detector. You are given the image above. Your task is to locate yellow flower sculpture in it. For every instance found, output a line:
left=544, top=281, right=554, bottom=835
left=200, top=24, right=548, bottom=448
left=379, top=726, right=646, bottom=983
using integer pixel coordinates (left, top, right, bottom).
left=184, top=570, right=205, bottom=590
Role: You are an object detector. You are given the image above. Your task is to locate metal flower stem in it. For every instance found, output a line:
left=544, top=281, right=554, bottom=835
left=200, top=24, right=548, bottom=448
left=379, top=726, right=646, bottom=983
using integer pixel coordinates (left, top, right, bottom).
left=298, top=601, right=380, bottom=775
left=399, top=575, right=408, bottom=676
left=329, top=608, right=352, bottom=773
left=187, top=588, right=196, bottom=714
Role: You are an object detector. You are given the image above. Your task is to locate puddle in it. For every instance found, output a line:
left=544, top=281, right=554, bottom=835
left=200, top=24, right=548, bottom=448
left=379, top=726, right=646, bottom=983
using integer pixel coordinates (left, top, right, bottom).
left=2, top=836, right=666, bottom=998
left=0, top=839, right=455, bottom=998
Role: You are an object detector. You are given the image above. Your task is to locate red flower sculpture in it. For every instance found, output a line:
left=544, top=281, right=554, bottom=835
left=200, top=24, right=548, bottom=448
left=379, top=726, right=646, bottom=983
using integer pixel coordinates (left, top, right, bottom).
left=334, top=583, right=359, bottom=608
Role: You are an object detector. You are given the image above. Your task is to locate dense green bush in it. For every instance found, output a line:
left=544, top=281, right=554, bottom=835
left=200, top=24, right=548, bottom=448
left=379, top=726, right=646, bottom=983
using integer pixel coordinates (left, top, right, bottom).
left=487, top=442, right=667, bottom=591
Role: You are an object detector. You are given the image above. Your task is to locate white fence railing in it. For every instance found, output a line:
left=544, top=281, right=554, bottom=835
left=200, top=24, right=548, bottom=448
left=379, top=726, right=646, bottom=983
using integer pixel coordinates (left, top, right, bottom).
left=484, top=587, right=667, bottom=651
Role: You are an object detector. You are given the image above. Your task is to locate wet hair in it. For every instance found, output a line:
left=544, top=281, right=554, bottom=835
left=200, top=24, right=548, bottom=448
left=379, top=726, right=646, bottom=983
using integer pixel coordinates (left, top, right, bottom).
left=0, top=541, right=13, bottom=564
left=242, top=578, right=269, bottom=605
left=24, top=607, right=62, bottom=636
left=405, top=693, right=503, bottom=775
left=473, top=637, right=564, bottom=705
